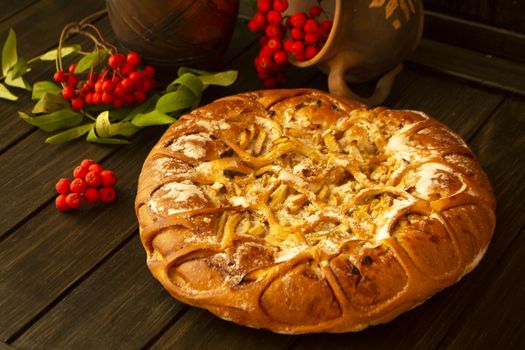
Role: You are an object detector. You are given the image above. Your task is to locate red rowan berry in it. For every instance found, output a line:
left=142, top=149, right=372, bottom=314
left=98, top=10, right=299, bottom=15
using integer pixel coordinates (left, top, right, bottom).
left=65, top=192, right=82, bottom=208
left=265, top=24, right=282, bottom=38
left=67, top=74, right=78, bottom=87
left=248, top=20, right=260, bottom=32
left=68, top=63, right=77, bottom=74
left=71, top=98, right=84, bottom=110
left=253, top=12, right=266, bottom=27
left=126, top=52, right=141, bottom=66
left=305, top=32, right=321, bottom=44
left=257, top=0, right=272, bottom=13
left=100, top=170, right=117, bottom=187
left=303, top=19, right=319, bottom=33
left=273, top=50, right=288, bottom=64
left=102, top=92, right=113, bottom=105
left=291, top=41, right=305, bottom=55
left=80, top=159, right=95, bottom=168
left=85, top=170, right=102, bottom=187
left=62, top=86, right=74, bottom=100
left=309, top=5, right=322, bottom=17
left=70, top=178, right=87, bottom=193
left=267, top=10, right=282, bottom=25
left=291, top=27, right=304, bottom=40
left=99, top=187, right=117, bottom=203
left=55, top=194, right=70, bottom=212
left=273, top=0, right=288, bottom=12
left=88, top=163, right=104, bottom=173
left=84, top=187, right=100, bottom=205
left=53, top=71, right=66, bottom=83
left=290, top=12, right=307, bottom=28
left=55, top=178, right=71, bottom=194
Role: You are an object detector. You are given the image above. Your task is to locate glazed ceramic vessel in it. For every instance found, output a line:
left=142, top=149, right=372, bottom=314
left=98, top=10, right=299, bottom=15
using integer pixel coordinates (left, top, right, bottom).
left=290, top=0, right=424, bottom=105
left=106, top=0, right=240, bottom=70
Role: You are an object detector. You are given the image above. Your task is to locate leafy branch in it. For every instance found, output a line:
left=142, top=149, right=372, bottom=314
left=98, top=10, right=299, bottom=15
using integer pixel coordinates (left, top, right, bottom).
left=0, top=29, right=81, bottom=101
left=20, top=67, right=237, bottom=144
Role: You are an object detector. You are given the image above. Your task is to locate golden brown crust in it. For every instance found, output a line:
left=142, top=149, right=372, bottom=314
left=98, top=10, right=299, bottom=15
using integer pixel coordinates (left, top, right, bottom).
left=135, top=89, right=496, bottom=333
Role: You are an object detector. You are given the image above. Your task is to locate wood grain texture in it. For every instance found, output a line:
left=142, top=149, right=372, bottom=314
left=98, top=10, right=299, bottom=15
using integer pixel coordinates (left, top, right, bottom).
left=4, top=38, right=325, bottom=348
left=149, top=307, right=297, bottom=350
left=494, top=0, right=525, bottom=34
left=0, top=20, right=259, bottom=342
left=423, top=0, right=494, bottom=23
left=438, top=228, right=525, bottom=349
left=0, top=341, right=17, bottom=350
left=0, top=0, right=40, bottom=26
left=12, top=236, right=185, bottom=350
left=409, top=39, right=525, bottom=97
left=0, top=127, right=163, bottom=341
left=424, top=11, right=525, bottom=64
left=0, top=0, right=104, bottom=48
left=0, top=17, right=257, bottom=238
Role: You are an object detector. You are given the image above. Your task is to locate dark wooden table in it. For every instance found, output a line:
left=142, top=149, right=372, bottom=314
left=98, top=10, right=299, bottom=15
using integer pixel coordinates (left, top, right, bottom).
left=1, top=1, right=524, bottom=349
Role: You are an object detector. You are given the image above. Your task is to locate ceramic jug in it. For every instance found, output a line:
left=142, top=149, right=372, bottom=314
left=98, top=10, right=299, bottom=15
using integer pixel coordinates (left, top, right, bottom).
left=289, top=0, right=424, bottom=105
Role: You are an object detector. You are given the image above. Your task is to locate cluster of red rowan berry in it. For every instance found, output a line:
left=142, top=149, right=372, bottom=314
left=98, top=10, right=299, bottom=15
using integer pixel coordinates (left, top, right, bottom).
left=248, top=0, right=333, bottom=87
left=53, top=52, right=156, bottom=110
left=55, top=159, right=117, bottom=212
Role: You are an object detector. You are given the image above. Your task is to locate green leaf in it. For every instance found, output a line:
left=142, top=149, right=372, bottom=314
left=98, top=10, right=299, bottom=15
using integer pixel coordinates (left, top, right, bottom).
left=95, top=111, right=112, bottom=138
left=32, top=93, right=68, bottom=114
left=2, top=28, right=17, bottom=76
left=45, top=123, right=93, bottom=144
left=86, top=127, right=129, bottom=144
left=19, top=109, right=83, bottom=132
left=199, top=70, right=238, bottom=87
left=122, top=95, right=158, bottom=121
left=110, top=121, right=141, bottom=137
left=131, top=109, right=177, bottom=127
left=10, top=57, right=29, bottom=79
left=176, top=67, right=237, bottom=88
left=0, top=82, right=17, bottom=101
left=5, top=74, right=31, bottom=90
left=38, top=45, right=81, bottom=61
left=155, top=87, right=195, bottom=114
left=166, top=73, right=203, bottom=97
left=74, top=49, right=109, bottom=74
left=32, top=81, right=62, bottom=99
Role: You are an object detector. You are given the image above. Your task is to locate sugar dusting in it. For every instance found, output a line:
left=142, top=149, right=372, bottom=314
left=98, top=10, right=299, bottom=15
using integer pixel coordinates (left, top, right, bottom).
left=169, top=134, right=211, bottom=159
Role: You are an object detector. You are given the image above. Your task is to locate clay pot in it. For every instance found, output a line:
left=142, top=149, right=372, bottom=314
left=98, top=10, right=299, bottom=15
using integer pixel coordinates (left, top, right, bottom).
left=106, top=0, right=240, bottom=70
left=289, top=0, right=424, bottom=105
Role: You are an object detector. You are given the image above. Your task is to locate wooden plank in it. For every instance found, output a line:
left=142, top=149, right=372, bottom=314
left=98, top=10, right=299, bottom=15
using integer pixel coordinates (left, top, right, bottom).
left=0, top=127, right=163, bottom=341
left=0, top=341, right=17, bottom=350
left=423, top=0, right=494, bottom=24
left=4, top=44, right=322, bottom=348
left=0, top=0, right=105, bottom=50
left=438, top=228, right=525, bottom=349
left=408, top=38, right=525, bottom=97
left=423, top=11, right=525, bottom=64
left=149, top=308, right=297, bottom=350
left=494, top=0, right=525, bottom=35
left=434, top=99, right=525, bottom=348
left=291, top=74, right=512, bottom=350
left=11, top=236, right=185, bottom=350
left=0, top=20, right=259, bottom=341
left=0, top=0, right=40, bottom=24
left=390, top=68, right=504, bottom=140
left=0, top=17, right=257, bottom=237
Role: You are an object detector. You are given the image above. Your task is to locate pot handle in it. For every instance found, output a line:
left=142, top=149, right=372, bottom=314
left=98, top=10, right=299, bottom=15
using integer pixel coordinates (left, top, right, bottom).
left=327, top=52, right=402, bottom=106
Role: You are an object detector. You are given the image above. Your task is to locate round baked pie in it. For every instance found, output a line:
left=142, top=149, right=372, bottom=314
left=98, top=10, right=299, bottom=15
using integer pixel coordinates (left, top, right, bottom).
left=135, top=89, right=496, bottom=333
